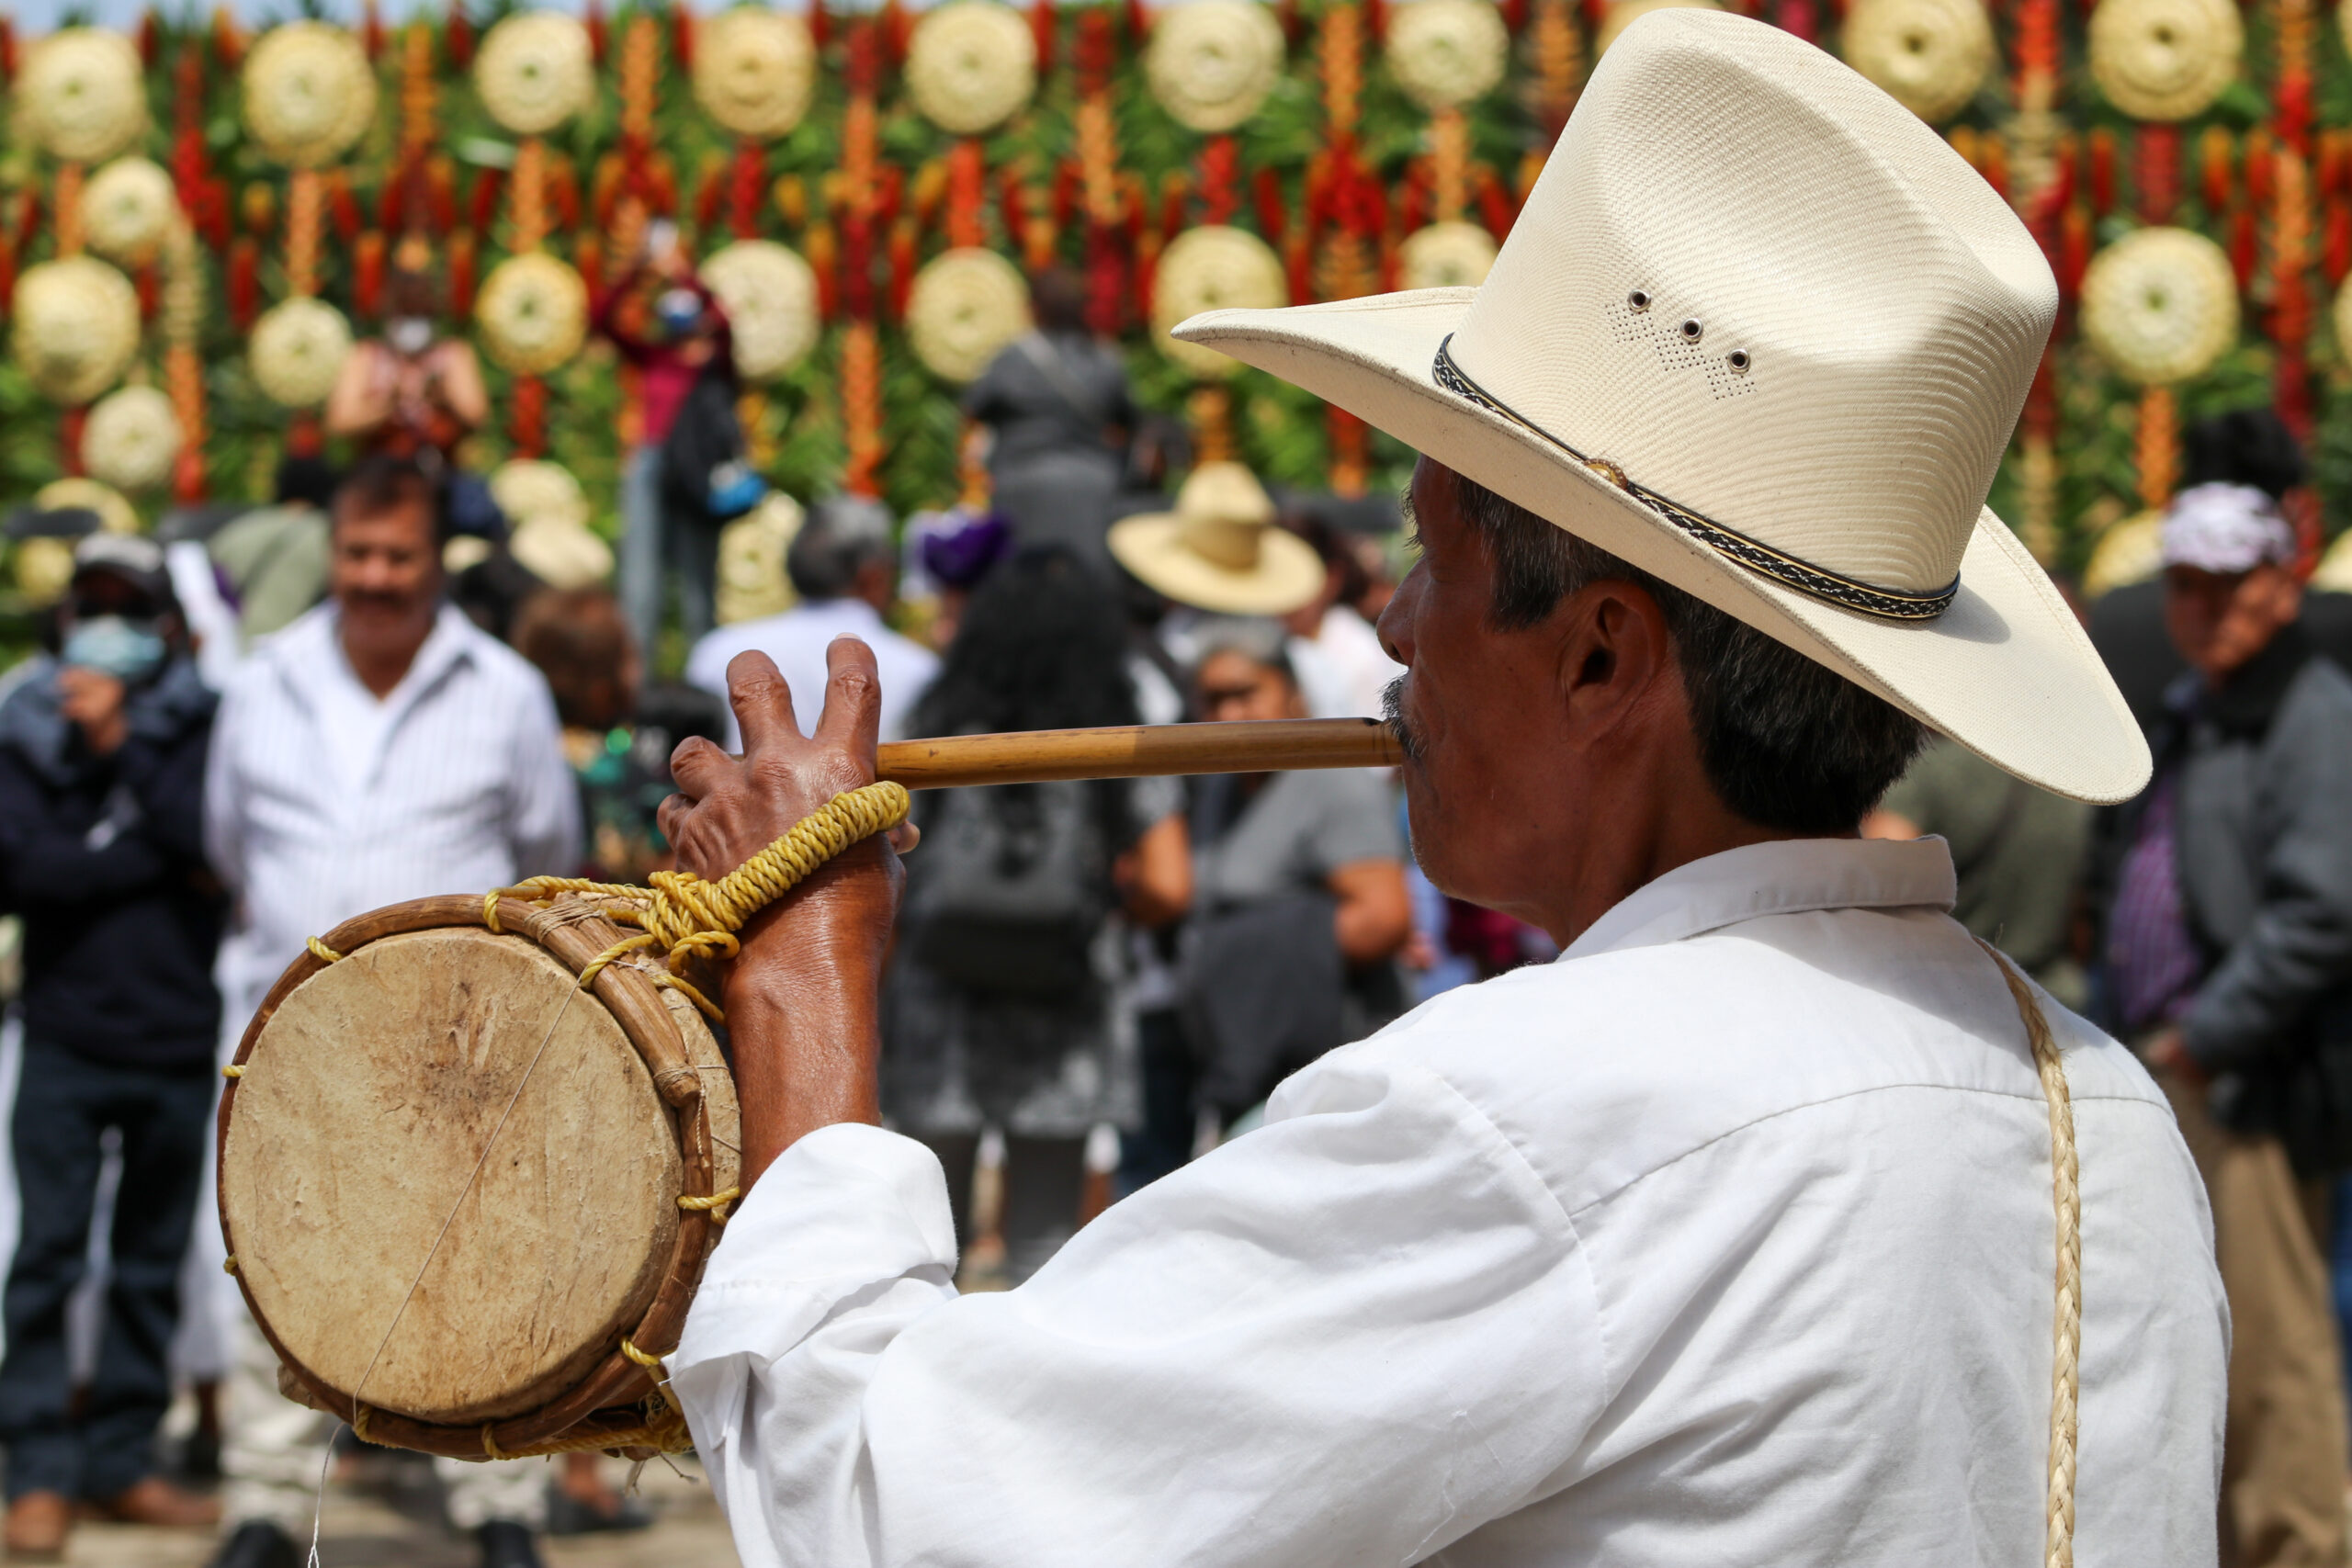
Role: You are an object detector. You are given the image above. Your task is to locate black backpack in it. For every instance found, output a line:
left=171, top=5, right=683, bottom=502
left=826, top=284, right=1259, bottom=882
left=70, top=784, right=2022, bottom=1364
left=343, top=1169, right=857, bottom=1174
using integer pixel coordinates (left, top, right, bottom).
left=903, top=780, right=1113, bottom=1000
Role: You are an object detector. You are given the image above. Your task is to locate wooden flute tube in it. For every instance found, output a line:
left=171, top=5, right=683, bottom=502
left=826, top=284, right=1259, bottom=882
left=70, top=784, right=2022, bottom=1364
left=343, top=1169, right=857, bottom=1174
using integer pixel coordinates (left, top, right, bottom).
left=874, top=717, right=1401, bottom=790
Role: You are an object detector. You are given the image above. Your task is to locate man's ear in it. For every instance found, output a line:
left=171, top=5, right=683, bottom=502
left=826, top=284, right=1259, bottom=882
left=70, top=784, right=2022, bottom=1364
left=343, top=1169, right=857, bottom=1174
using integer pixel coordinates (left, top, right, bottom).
left=1555, top=580, right=1675, bottom=739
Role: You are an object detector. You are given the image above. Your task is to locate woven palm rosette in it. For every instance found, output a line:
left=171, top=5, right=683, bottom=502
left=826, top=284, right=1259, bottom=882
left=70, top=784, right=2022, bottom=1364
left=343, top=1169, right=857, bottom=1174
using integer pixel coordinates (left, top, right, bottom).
left=1398, top=221, right=1498, bottom=289
left=1152, top=226, right=1288, bottom=379
left=1840, top=0, right=1994, bottom=124
left=474, top=13, right=596, bottom=137
left=249, top=299, right=354, bottom=409
left=80, top=158, right=180, bottom=267
left=2086, top=0, right=2241, bottom=121
left=907, top=248, right=1033, bottom=383
left=907, top=3, right=1040, bottom=136
left=1596, top=0, right=1721, bottom=55
left=82, top=387, right=184, bottom=494
left=11, top=257, right=141, bottom=408
left=1384, top=0, right=1510, bottom=110
left=693, top=8, right=819, bottom=141
left=2080, top=227, right=2239, bottom=386
left=17, top=28, right=148, bottom=164
left=242, top=23, right=379, bottom=169
left=1147, top=0, right=1288, bottom=133
left=700, top=242, right=821, bottom=382
left=475, top=254, right=590, bottom=377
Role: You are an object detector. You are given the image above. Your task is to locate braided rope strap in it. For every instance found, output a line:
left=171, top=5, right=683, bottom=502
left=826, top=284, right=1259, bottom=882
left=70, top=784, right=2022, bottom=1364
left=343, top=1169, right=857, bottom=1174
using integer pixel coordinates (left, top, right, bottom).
left=485, top=780, right=913, bottom=1021
left=1977, top=939, right=2081, bottom=1568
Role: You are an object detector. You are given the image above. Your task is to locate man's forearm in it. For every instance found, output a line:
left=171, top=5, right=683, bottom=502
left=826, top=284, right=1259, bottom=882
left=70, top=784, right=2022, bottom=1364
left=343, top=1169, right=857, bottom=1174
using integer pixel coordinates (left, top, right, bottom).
left=722, top=869, right=891, bottom=1185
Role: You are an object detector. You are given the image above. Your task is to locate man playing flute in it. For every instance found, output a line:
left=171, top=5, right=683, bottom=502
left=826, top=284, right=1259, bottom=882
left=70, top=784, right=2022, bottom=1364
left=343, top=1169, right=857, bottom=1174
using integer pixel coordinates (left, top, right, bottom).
left=656, top=12, right=2227, bottom=1564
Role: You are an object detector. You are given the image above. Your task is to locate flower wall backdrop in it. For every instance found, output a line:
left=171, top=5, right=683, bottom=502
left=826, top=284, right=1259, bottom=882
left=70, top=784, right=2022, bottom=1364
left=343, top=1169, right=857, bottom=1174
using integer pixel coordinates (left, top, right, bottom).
left=3, top=0, right=2352, bottom=592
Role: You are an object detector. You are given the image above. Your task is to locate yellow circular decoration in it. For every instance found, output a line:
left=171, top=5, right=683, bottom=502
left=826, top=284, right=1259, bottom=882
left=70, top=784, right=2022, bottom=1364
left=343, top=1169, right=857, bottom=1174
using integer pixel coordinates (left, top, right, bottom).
left=1596, top=0, right=1721, bottom=56
left=1399, top=221, right=1498, bottom=289
left=700, top=241, right=821, bottom=382
left=1147, top=0, right=1286, bottom=133
left=37, top=478, right=141, bottom=537
left=1385, top=0, right=1510, bottom=110
left=1841, top=0, right=1994, bottom=124
left=249, top=298, right=355, bottom=408
left=2083, top=509, right=2164, bottom=599
left=2312, top=527, right=2352, bottom=592
left=693, top=8, right=818, bottom=141
left=243, top=23, right=379, bottom=169
left=2332, top=275, right=2352, bottom=373
left=475, top=13, right=595, bottom=136
left=2080, top=226, right=2239, bottom=387
left=1152, top=225, right=1287, bottom=379
left=475, top=254, right=590, bottom=376
left=718, top=492, right=804, bottom=626
left=20, top=29, right=147, bottom=164
left=511, top=518, right=614, bottom=591
left=11, top=257, right=141, bottom=408
left=906, top=248, right=1033, bottom=383
left=81, top=158, right=179, bottom=267
left=82, top=387, right=184, bottom=494
left=15, top=538, right=81, bottom=607
left=490, top=459, right=591, bottom=532
left=907, top=2, right=1038, bottom=135
left=2088, top=0, right=2241, bottom=122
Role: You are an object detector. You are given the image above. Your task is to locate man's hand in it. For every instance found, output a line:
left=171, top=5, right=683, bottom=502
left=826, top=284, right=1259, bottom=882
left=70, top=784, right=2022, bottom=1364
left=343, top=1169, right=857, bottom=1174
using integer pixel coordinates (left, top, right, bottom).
left=58, top=666, right=129, bottom=757
left=658, top=639, right=911, bottom=1182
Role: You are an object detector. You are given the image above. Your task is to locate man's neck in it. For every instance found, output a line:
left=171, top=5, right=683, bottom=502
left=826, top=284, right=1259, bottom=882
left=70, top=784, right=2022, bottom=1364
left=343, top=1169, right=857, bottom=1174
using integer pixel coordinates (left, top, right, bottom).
left=341, top=611, right=437, bottom=700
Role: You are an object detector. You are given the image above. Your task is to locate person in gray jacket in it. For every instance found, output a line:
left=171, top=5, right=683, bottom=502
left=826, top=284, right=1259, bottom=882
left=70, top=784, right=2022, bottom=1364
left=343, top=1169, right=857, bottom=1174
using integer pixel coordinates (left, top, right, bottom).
left=2098, top=474, right=2352, bottom=1568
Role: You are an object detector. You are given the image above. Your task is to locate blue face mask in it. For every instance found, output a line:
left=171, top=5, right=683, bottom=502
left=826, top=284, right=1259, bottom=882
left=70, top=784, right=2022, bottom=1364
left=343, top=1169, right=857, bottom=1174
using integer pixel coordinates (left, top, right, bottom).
left=61, top=616, right=167, bottom=683
left=656, top=288, right=706, bottom=338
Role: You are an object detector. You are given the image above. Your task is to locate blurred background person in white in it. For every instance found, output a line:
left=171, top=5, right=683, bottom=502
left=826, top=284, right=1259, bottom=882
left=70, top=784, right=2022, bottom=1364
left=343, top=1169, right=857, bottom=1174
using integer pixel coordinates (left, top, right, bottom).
left=686, top=494, right=936, bottom=750
left=199, top=455, right=578, bottom=1568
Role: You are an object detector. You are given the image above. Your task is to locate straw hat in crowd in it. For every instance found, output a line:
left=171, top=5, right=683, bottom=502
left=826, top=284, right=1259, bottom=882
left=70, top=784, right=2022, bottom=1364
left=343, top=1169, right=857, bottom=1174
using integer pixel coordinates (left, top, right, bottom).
left=1108, top=461, right=1326, bottom=617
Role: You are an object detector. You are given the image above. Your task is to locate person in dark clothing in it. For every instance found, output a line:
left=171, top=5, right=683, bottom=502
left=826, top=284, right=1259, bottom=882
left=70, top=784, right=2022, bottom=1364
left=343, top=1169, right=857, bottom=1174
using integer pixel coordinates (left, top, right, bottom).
left=962, top=267, right=1137, bottom=570
left=2092, top=470, right=2352, bottom=1567
left=0, top=534, right=223, bottom=1560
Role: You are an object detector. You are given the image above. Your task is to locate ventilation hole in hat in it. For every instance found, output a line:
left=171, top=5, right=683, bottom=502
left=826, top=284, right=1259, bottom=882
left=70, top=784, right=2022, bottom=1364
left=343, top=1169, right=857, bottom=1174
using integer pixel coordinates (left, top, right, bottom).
left=1627, top=288, right=1652, bottom=312
left=1679, top=319, right=1703, bottom=342
left=1727, top=349, right=1750, bottom=373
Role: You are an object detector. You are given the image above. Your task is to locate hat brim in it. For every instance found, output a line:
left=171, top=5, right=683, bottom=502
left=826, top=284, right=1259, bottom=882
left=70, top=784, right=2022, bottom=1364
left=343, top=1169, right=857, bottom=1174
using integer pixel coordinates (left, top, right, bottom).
left=1174, top=290, right=2150, bottom=805
left=1108, top=513, right=1329, bottom=617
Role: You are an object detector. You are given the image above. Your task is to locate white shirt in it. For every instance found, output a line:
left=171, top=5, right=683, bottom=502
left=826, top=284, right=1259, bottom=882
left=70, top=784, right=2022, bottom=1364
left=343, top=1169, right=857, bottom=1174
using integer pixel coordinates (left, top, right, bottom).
left=204, top=603, right=579, bottom=1022
left=670, top=837, right=2225, bottom=1568
left=1295, top=604, right=1404, bottom=718
left=685, top=599, right=940, bottom=750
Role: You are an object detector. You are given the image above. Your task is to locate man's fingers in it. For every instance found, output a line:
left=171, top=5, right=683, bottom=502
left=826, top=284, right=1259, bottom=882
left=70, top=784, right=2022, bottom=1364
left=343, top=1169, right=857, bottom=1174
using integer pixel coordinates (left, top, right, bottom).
left=812, top=636, right=885, bottom=761
left=728, top=649, right=804, bottom=755
left=667, top=735, right=731, bottom=799
left=887, top=821, right=921, bottom=856
left=656, top=791, right=696, bottom=850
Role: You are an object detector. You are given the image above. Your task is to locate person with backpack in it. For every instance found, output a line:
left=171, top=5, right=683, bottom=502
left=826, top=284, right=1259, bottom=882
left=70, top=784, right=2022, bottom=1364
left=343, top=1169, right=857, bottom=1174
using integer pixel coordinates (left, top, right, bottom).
left=593, top=220, right=752, bottom=657
left=883, top=547, right=1190, bottom=1283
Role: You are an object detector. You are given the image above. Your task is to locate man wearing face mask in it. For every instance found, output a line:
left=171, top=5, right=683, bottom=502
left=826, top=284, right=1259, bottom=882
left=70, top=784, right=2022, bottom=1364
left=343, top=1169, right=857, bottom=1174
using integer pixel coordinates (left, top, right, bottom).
left=325, top=238, right=491, bottom=468
left=0, top=534, right=225, bottom=1560
left=2095, top=475, right=2352, bottom=1568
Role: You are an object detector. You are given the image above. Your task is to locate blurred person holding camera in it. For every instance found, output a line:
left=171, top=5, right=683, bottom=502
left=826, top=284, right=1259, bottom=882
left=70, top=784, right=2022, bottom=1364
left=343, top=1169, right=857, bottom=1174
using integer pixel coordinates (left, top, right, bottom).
left=0, top=535, right=224, bottom=1559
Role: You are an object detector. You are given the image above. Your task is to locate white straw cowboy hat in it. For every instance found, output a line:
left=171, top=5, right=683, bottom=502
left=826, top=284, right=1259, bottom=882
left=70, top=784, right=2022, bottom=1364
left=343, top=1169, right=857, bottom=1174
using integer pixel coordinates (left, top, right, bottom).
left=1171, top=9, right=2149, bottom=804
left=1110, top=461, right=1327, bottom=615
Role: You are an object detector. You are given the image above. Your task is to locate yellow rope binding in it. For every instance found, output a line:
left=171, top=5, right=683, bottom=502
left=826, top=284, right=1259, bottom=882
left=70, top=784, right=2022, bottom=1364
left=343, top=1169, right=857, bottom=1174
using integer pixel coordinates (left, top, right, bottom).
left=307, top=937, right=343, bottom=964
left=485, top=782, right=911, bottom=1024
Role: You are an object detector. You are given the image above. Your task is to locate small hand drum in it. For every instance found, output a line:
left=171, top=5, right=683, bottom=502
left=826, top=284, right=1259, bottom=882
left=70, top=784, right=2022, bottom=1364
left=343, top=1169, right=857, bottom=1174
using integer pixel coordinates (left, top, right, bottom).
left=217, top=892, right=739, bottom=1459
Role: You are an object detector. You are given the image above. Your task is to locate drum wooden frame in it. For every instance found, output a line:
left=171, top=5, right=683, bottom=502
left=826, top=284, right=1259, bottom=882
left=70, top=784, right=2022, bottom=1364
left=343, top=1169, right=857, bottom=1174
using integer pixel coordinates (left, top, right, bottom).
left=216, top=892, right=740, bottom=1459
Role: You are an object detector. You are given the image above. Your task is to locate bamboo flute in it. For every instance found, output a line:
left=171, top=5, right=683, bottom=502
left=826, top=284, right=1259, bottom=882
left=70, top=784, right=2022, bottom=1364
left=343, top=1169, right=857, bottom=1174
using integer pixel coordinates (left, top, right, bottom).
left=872, top=717, right=1401, bottom=790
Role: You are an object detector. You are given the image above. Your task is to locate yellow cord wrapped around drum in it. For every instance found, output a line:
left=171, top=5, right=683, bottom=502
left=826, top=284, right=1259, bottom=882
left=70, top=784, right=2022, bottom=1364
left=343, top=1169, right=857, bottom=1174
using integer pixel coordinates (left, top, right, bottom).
left=483, top=780, right=910, bottom=1021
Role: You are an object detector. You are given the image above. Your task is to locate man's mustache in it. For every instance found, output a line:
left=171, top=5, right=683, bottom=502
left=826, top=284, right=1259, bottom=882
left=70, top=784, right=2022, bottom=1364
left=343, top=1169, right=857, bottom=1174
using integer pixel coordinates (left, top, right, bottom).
left=1381, top=677, right=1424, bottom=765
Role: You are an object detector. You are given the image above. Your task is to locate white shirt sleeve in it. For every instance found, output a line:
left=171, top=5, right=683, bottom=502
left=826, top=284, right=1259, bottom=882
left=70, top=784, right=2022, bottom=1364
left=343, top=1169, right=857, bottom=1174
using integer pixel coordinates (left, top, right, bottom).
left=667, top=1052, right=1606, bottom=1568
left=504, top=676, right=581, bottom=879
left=203, top=673, right=250, bottom=900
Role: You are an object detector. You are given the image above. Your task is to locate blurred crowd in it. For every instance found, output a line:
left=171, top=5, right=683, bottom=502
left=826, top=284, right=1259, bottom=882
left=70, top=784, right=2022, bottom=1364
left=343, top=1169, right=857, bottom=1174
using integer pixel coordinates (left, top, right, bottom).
left=0, top=254, right=2350, bottom=1568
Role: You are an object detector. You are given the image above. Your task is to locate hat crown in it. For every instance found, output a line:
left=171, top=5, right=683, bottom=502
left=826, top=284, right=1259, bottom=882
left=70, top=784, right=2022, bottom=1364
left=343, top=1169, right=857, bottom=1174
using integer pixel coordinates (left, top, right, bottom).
left=1449, top=8, right=2054, bottom=596
left=1172, top=461, right=1278, bottom=570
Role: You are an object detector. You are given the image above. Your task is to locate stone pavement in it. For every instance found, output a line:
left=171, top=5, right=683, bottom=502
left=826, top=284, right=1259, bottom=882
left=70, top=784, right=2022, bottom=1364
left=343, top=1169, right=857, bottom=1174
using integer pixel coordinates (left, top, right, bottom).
left=59, top=1455, right=739, bottom=1568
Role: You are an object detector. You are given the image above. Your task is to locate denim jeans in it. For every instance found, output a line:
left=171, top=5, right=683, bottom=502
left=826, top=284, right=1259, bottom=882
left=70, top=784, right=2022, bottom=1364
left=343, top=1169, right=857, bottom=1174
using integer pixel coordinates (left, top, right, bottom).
left=0, top=1038, right=213, bottom=1500
left=619, top=446, right=721, bottom=662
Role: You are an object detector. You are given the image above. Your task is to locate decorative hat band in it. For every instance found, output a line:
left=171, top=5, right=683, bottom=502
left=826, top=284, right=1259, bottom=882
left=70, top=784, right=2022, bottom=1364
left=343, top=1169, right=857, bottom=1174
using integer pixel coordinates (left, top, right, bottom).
left=1431, top=335, right=1961, bottom=623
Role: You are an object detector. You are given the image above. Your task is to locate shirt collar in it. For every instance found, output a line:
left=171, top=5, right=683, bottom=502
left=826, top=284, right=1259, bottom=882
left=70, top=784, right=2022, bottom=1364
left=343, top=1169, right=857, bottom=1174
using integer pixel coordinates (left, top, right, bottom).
left=1561, top=836, right=1958, bottom=962
left=273, top=600, right=480, bottom=708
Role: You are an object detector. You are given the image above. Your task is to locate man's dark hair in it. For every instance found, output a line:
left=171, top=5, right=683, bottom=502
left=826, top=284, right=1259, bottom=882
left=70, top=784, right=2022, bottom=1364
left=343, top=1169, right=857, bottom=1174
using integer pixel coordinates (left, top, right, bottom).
left=786, top=495, right=896, bottom=600
left=332, top=454, right=447, bottom=546
left=1029, top=266, right=1091, bottom=335
left=1452, top=475, right=1926, bottom=835
left=275, top=456, right=342, bottom=511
